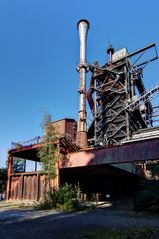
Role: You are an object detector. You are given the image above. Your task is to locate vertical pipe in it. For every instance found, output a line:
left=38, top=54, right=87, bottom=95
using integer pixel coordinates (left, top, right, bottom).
left=125, top=60, right=130, bottom=140
left=35, top=161, right=37, bottom=172
left=76, top=19, right=90, bottom=148
left=107, top=45, right=114, bottom=66
left=24, top=158, right=26, bottom=172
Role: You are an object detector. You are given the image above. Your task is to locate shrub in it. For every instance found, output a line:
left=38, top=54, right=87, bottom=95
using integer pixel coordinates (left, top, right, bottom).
left=36, top=183, right=79, bottom=211
left=134, top=180, right=159, bottom=213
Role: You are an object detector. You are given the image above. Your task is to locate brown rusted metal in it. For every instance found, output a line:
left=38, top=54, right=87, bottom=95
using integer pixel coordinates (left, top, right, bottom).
left=47, top=118, right=77, bottom=141
left=107, top=44, right=114, bottom=66
left=7, top=134, right=159, bottom=201
left=60, top=138, right=159, bottom=168
left=87, top=76, right=95, bottom=111
left=6, top=21, right=159, bottom=202
left=8, top=172, right=58, bottom=201
left=76, top=131, right=88, bottom=149
left=6, top=155, right=13, bottom=200
left=6, top=138, right=61, bottom=201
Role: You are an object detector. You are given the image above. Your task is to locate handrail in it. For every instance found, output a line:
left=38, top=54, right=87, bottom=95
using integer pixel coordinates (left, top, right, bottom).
left=11, top=136, right=43, bottom=149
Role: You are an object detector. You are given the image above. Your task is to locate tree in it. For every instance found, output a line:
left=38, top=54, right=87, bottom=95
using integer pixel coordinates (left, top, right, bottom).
left=134, top=160, right=159, bottom=212
left=37, top=114, right=57, bottom=180
left=13, top=157, right=25, bottom=173
left=8, top=145, right=25, bottom=173
left=0, top=168, right=7, bottom=193
left=6, top=153, right=25, bottom=173
left=146, top=160, right=159, bottom=179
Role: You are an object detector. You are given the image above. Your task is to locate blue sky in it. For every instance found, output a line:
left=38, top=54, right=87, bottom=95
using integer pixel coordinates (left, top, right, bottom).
left=0, top=0, right=159, bottom=167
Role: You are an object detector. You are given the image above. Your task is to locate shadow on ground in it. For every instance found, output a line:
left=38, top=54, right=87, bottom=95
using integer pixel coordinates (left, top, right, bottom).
left=0, top=200, right=159, bottom=239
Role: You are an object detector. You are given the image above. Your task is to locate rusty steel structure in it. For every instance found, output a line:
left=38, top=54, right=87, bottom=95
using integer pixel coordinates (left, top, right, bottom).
left=87, top=43, right=158, bottom=147
left=6, top=19, right=159, bottom=201
left=61, top=137, right=159, bottom=168
left=76, top=19, right=89, bottom=148
left=6, top=119, right=78, bottom=200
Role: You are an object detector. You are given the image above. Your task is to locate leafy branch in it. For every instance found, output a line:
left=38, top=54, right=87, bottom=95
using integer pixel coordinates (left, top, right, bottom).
left=37, top=118, right=58, bottom=180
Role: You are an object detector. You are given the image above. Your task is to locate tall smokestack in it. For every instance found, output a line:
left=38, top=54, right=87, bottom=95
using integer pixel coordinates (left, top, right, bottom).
left=76, top=19, right=90, bottom=148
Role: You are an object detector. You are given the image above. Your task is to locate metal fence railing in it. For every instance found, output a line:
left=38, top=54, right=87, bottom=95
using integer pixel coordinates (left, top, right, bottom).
left=11, top=136, right=43, bottom=149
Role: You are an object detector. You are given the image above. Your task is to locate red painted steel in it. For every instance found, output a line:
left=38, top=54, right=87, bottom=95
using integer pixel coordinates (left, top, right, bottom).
left=60, top=138, right=159, bottom=168
left=7, top=136, right=159, bottom=201
left=6, top=155, right=13, bottom=200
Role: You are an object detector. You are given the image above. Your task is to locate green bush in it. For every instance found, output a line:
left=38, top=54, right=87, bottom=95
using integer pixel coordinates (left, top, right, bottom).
left=36, top=183, right=79, bottom=211
left=134, top=180, right=159, bottom=213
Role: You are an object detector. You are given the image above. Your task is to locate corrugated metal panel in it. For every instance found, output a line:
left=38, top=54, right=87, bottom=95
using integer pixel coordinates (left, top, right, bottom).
left=9, top=173, right=57, bottom=201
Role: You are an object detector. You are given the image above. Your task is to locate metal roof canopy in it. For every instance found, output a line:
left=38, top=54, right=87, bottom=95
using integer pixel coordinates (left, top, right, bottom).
left=9, top=144, right=40, bottom=162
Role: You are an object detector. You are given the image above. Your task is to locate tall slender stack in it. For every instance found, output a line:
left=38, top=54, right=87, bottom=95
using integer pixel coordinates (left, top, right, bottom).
left=76, top=19, right=90, bottom=148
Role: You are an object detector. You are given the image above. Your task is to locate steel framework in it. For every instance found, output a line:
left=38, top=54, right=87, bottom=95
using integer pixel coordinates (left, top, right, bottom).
left=87, top=43, right=158, bottom=146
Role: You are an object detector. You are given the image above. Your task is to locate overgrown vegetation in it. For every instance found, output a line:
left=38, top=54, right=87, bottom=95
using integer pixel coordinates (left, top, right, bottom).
left=134, top=179, right=159, bottom=213
left=134, top=160, right=159, bottom=213
left=37, top=114, right=83, bottom=211
left=37, top=113, right=57, bottom=180
left=80, top=227, right=159, bottom=239
left=35, top=183, right=85, bottom=211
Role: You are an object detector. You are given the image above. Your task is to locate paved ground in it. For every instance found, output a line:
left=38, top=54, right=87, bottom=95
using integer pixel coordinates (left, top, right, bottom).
left=0, top=203, right=159, bottom=239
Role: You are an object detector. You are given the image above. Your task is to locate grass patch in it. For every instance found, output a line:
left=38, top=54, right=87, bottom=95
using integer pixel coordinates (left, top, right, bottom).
left=80, top=227, right=159, bottom=239
left=0, top=201, right=34, bottom=209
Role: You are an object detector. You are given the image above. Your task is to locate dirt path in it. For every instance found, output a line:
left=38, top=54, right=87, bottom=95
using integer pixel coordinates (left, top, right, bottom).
left=0, top=206, right=159, bottom=239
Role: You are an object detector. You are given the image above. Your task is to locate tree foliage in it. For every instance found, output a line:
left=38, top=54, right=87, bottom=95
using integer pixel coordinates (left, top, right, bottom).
left=13, top=158, right=25, bottom=173
left=135, top=161, right=159, bottom=213
left=37, top=114, right=57, bottom=180
left=36, top=183, right=80, bottom=211
left=6, top=155, right=25, bottom=173
left=0, top=168, right=7, bottom=193
left=146, top=160, right=159, bottom=179
left=135, top=179, right=159, bottom=213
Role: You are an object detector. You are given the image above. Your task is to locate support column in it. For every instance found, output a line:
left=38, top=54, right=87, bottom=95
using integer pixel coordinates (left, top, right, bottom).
left=6, top=154, right=13, bottom=200
left=55, top=144, right=60, bottom=189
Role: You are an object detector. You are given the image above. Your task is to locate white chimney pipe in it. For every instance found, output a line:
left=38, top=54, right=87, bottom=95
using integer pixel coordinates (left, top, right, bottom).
left=76, top=19, right=90, bottom=148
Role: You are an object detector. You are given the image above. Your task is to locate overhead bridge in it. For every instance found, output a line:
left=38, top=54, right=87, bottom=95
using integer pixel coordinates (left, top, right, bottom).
left=60, top=137, right=159, bottom=168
